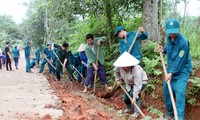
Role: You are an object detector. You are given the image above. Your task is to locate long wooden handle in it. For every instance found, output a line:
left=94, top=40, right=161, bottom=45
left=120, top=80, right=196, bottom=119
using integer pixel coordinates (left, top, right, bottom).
left=112, top=30, right=140, bottom=90
left=160, top=52, right=178, bottom=120
left=52, top=50, right=73, bottom=80
left=128, top=30, right=139, bottom=53
left=44, top=57, right=56, bottom=70
left=119, top=84, right=145, bottom=118
left=72, top=65, right=85, bottom=81
left=93, top=45, right=100, bottom=94
left=52, top=50, right=64, bottom=67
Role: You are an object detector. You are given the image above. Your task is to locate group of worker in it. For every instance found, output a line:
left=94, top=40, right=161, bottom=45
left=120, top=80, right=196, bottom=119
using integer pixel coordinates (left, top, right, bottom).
left=24, top=41, right=87, bottom=83
left=115, top=19, right=192, bottom=120
left=0, top=42, right=20, bottom=71
left=22, top=19, right=191, bottom=120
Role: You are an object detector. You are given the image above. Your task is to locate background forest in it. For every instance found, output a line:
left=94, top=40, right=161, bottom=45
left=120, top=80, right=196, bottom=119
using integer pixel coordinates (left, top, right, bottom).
left=0, top=0, right=200, bottom=117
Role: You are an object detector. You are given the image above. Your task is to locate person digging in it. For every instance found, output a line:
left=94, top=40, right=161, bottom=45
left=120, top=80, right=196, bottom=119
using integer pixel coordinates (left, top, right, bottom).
left=83, top=34, right=109, bottom=93
left=113, top=51, right=148, bottom=119
left=51, top=42, right=75, bottom=81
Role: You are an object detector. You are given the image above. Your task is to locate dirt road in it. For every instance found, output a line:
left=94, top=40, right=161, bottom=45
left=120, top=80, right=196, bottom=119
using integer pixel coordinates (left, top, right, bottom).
left=0, top=51, right=63, bottom=120
left=0, top=51, right=122, bottom=120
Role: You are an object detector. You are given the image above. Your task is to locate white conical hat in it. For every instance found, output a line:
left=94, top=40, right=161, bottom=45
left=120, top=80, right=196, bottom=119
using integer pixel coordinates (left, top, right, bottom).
left=113, top=51, right=139, bottom=67
left=77, top=43, right=86, bottom=52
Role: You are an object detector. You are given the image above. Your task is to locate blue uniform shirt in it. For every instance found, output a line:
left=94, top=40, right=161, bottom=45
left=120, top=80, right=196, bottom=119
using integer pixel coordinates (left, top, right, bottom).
left=164, top=33, right=192, bottom=79
left=80, top=51, right=87, bottom=64
left=43, top=48, right=51, bottom=58
left=24, top=45, right=30, bottom=58
left=119, top=32, right=148, bottom=61
left=12, top=48, right=20, bottom=58
left=50, top=49, right=57, bottom=62
left=69, top=54, right=75, bottom=66
left=35, top=49, right=40, bottom=60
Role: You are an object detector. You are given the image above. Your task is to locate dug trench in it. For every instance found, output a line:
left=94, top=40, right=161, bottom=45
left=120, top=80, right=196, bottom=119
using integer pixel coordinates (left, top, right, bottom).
left=43, top=70, right=200, bottom=120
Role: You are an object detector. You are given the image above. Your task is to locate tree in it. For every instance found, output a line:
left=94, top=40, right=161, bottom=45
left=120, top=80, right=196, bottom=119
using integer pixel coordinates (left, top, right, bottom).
left=142, top=0, right=159, bottom=41
left=0, top=15, right=21, bottom=41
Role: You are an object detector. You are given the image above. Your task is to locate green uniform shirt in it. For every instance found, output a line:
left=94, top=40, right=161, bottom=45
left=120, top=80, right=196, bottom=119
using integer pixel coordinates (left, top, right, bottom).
left=85, top=36, right=106, bottom=68
left=54, top=44, right=69, bottom=62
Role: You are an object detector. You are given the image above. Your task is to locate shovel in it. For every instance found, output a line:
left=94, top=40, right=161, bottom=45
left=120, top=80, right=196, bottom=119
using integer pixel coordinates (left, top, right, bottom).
left=93, top=45, right=100, bottom=94
left=44, top=57, right=56, bottom=70
left=119, top=84, right=145, bottom=118
left=52, top=49, right=74, bottom=80
left=71, top=65, right=86, bottom=81
left=160, top=52, right=178, bottom=120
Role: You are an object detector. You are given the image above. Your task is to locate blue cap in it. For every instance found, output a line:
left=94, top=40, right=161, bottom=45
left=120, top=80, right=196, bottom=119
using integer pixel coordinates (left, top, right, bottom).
left=27, top=41, right=31, bottom=44
left=166, top=19, right=179, bottom=34
left=114, top=26, right=125, bottom=37
left=47, top=43, right=51, bottom=46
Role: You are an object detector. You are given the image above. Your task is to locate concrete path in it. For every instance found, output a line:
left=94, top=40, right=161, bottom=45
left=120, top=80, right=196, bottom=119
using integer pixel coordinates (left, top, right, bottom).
left=0, top=51, right=63, bottom=120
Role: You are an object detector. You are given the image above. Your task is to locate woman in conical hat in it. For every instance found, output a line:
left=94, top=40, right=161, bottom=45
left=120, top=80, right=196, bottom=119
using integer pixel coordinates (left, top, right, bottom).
left=77, top=43, right=86, bottom=52
left=113, top=51, right=148, bottom=119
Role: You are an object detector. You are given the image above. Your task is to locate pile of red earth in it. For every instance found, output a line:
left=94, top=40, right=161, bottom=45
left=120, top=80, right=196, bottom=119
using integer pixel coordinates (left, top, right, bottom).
left=45, top=73, right=123, bottom=120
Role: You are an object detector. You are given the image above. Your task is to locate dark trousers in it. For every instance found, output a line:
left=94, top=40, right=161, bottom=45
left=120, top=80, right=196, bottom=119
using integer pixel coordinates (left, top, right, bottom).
left=56, top=62, right=74, bottom=81
left=6, top=57, right=12, bottom=70
left=84, top=63, right=107, bottom=86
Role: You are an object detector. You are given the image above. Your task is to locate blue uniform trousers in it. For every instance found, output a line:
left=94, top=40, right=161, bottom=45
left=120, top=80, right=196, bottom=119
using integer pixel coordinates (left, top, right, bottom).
left=163, top=73, right=190, bottom=120
left=14, top=57, right=19, bottom=67
left=25, top=57, right=31, bottom=72
left=39, top=58, right=53, bottom=73
left=74, top=64, right=82, bottom=82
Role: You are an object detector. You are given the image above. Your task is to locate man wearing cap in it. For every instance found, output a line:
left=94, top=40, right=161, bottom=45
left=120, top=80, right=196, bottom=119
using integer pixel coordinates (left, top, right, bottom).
left=24, top=41, right=32, bottom=72
left=12, top=45, right=20, bottom=70
left=114, top=26, right=148, bottom=61
left=158, top=19, right=192, bottom=120
left=5, top=41, right=12, bottom=71
left=83, top=33, right=108, bottom=93
left=35, top=47, right=40, bottom=68
left=114, top=51, right=148, bottom=119
left=51, top=42, right=75, bottom=81
left=39, top=43, right=53, bottom=73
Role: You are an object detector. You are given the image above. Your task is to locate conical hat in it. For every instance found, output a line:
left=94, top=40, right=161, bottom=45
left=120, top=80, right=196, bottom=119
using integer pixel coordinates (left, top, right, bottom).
left=77, top=43, right=86, bottom=52
left=113, top=51, right=139, bottom=67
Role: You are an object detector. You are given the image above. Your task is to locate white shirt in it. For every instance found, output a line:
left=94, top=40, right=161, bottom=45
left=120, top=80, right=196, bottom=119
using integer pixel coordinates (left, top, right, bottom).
left=114, top=65, right=148, bottom=99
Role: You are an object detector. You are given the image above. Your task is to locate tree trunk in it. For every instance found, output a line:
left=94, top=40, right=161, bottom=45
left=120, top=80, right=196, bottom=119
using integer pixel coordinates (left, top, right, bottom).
left=45, top=3, right=49, bottom=45
left=158, top=0, right=165, bottom=45
left=182, top=0, right=189, bottom=33
left=142, top=0, right=159, bottom=42
left=105, top=1, right=113, bottom=49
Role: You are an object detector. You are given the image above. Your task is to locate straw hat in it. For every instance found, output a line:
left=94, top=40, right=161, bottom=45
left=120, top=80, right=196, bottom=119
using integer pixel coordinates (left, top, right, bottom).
left=113, top=51, right=139, bottom=67
left=77, top=43, right=86, bottom=52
